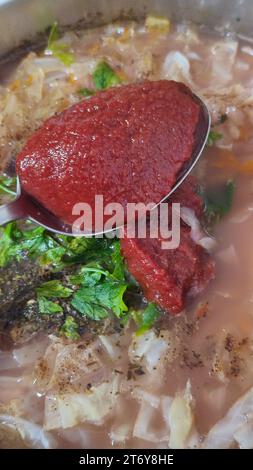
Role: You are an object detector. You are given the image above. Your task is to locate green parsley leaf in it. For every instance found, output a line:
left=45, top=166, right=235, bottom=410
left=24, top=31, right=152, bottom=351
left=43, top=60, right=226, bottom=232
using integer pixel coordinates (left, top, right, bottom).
left=15, top=227, right=55, bottom=257
left=199, top=179, right=235, bottom=229
left=0, top=174, right=16, bottom=197
left=92, top=61, right=121, bottom=90
left=60, top=315, right=80, bottom=340
left=207, top=130, right=223, bottom=146
left=78, top=88, right=95, bottom=97
left=71, top=268, right=128, bottom=320
left=70, top=265, right=105, bottom=287
left=38, top=296, right=63, bottom=315
left=111, top=240, right=125, bottom=281
left=0, top=223, right=123, bottom=274
left=47, top=21, right=59, bottom=47
left=0, top=222, right=18, bottom=267
left=36, top=280, right=72, bottom=298
left=0, top=224, right=66, bottom=268
left=39, top=246, right=66, bottom=267
left=132, top=303, right=161, bottom=335
left=47, top=22, right=74, bottom=66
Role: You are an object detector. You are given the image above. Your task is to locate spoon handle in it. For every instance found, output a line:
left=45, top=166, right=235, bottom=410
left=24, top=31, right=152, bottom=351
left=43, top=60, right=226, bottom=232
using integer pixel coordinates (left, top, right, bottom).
left=0, top=197, right=27, bottom=226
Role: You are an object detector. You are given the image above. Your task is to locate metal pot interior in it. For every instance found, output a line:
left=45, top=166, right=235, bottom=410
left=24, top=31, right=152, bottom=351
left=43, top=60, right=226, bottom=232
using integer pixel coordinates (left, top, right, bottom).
left=0, top=0, right=253, bottom=57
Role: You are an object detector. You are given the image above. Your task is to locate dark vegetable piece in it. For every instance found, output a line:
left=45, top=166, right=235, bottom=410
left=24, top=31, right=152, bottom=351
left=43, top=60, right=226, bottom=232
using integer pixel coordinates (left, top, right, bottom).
left=199, top=179, right=235, bottom=229
left=78, top=88, right=95, bottom=97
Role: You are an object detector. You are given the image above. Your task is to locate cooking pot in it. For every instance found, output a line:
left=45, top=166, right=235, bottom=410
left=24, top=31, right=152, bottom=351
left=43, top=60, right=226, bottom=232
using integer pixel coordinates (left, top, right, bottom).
left=0, top=0, right=252, bottom=59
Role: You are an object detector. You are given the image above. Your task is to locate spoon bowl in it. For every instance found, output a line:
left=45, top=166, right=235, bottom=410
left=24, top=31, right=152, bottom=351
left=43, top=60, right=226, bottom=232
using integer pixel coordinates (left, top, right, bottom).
left=0, top=94, right=210, bottom=237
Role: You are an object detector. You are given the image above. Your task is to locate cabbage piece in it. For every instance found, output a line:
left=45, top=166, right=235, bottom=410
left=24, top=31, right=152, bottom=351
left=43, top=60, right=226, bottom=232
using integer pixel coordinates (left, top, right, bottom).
left=161, top=396, right=173, bottom=429
left=44, top=376, right=120, bottom=430
left=46, top=338, right=108, bottom=392
left=0, top=415, right=54, bottom=449
left=110, top=423, right=132, bottom=444
left=162, top=51, right=192, bottom=83
left=133, top=400, right=170, bottom=444
left=57, top=427, right=96, bottom=448
left=168, top=381, right=195, bottom=449
left=202, top=84, right=253, bottom=124
left=132, top=389, right=161, bottom=409
left=33, top=337, right=64, bottom=392
left=13, top=337, right=49, bottom=367
left=180, top=206, right=216, bottom=251
left=132, top=389, right=171, bottom=444
left=0, top=376, right=28, bottom=402
left=129, top=330, right=168, bottom=373
left=234, top=420, right=253, bottom=449
left=203, top=386, right=253, bottom=449
left=99, top=334, right=121, bottom=361
left=0, top=350, right=19, bottom=371
left=210, top=40, right=238, bottom=85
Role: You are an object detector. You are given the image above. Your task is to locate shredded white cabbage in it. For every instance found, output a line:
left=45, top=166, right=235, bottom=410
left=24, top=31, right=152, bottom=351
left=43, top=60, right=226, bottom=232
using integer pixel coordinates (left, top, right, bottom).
left=203, top=386, right=253, bottom=448
left=180, top=206, right=216, bottom=251
left=129, top=330, right=169, bottom=373
left=168, top=381, right=195, bottom=449
left=44, top=376, right=120, bottom=430
left=162, top=51, right=192, bottom=83
left=99, top=334, right=121, bottom=360
left=234, top=420, right=253, bottom=449
left=0, top=414, right=54, bottom=449
left=210, top=40, right=238, bottom=85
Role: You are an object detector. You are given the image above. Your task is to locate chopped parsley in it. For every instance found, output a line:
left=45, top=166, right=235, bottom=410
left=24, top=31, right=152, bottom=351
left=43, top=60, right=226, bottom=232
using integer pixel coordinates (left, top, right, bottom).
left=0, top=223, right=121, bottom=270
left=36, top=280, right=72, bottom=316
left=47, top=22, right=74, bottom=66
left=92, top=61, right=121, bottom=90
left=78, top=61, right=121, bottom=96
left=36, top=280, right=73, bottom=299
left=132, top=303, right=161, bottom=335
left=0, top=223, right=133, bottom=328
left=199, top=179, right=235, bottom=229
left=38, top=297, right=63, bottom=315
left=60, top=316, right=80, bottom=340
left=71, top=265, right=128, bottom=320
left=0, top=223, right=64, bottom=268
left=207, top=130, right=223, bottom=146
left=0, top=174, right=16, bottom=197
left=78, top=88, right=95, bottom=97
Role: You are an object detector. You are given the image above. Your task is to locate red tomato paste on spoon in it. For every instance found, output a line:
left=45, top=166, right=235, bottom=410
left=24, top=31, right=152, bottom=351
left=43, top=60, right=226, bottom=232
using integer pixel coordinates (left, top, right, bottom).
left=16, top=80, right=202, bottom=228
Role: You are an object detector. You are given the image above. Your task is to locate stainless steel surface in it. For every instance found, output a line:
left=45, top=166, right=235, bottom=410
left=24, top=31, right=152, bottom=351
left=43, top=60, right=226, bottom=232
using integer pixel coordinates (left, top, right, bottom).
left=0, top=0, right=253, bottom=57
left=0, top=178, right=74, bottom=233
left=0, top=97, right=210, bottom=236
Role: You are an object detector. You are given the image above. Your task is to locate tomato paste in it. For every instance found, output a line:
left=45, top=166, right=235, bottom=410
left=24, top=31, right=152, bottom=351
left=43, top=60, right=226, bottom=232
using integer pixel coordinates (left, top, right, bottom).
left=120, top=178, right=215, bottom=314
left=16, top=80, right=202, bottom=228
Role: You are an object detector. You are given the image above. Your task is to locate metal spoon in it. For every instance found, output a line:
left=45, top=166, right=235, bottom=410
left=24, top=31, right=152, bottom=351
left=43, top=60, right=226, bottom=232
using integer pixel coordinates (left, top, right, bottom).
left=0, top=95, right=210, bottom=236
